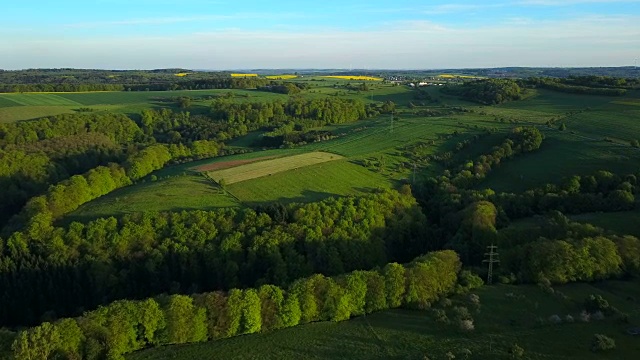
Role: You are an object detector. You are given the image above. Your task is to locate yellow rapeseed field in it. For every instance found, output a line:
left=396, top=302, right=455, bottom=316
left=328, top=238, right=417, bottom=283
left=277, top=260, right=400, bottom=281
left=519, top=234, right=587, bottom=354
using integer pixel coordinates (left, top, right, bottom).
left=438, top=74, right=478, bottom=79
left=174, top=73, right=190, bottom=77
left=231, top=73, right=259, bottom=78
left=322, top=76, right=383, bottom=81
left=265, top=75, right=298, bottom=80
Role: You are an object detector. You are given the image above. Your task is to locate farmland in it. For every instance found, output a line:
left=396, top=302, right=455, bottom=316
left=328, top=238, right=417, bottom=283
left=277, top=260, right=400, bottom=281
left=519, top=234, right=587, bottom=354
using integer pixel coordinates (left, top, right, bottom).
left=128, top=280, right=640, bottom=360
left=322, top=75, right=383, bottom=81
left=206, top=151, right=342, bottom=184
left=265, top=75, right=298, bottom=80
left=226, top=160, right=391, bottom=204
left=4, top=70, right=640, bottom=360
left=65, top=84, right=640, bottom=216
left=0, top=89, right=290, bottom=122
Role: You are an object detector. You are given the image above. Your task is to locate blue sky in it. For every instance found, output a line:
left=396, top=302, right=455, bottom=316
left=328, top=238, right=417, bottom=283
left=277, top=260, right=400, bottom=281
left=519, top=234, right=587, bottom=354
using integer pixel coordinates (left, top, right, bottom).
left=1, top=0, right=639, bottom=69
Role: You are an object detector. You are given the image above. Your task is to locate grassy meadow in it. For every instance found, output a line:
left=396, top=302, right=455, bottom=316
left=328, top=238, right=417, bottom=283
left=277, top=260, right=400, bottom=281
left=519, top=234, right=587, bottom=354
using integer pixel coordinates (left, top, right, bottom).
left=226, top=160, right=391, bottom=205
left=207, top=151, right=342, bottom=184
left=128, top=280, right=640, bottom=360
left=570, top=210, right=640, bottom=238
left=66, top=173, right=239, bottom=223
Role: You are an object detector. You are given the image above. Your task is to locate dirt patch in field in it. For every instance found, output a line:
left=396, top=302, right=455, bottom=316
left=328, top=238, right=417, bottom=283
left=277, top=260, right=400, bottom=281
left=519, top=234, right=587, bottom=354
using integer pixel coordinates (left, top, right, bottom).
left=192, top=156, right=278, bottom=172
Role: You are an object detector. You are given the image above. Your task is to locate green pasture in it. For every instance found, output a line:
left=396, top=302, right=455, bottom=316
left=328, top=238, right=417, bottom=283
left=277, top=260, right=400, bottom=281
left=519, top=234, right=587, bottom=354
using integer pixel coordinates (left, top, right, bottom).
left=226, top=160, right=392, bottom=205
left=571, top=210, right=640, bottom=238
left=480, top=129, right=640, bottom=193
left=67, top=173, right=239, bottom=223
left=128, top=280, right=640, bottom=360
left=563, top=106, right=640, bottom=143
left=0, top=89, right=289, bottom=122
left=207, top=152, right=341, bottom=185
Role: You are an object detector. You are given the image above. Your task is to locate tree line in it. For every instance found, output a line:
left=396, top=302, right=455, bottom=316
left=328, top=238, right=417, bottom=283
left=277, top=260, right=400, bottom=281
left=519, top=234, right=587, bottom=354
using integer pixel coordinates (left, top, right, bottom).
left=6, top=250, right=461, bottom=360
left=526, top=77, right=627, bottom=96
left=0, top=189, right=434, bottom=327
left=0, top=69, right=271, bottom=93
left=496, top=211, right=640, bottom=284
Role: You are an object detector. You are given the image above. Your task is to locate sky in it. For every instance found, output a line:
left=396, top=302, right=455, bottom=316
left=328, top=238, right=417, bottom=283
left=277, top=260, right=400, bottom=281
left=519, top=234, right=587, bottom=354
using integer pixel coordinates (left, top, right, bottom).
left=1, top=0, right=639, bottom=69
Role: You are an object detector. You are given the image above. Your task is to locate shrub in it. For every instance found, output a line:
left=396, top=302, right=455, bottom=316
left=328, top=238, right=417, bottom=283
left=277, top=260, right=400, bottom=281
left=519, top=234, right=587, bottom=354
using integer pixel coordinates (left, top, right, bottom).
left=468, top=294, right=480, bottom=306
left=565, top=314, right=575, bottom=323
left=584, top=295, right=611, bottom=315
left=432, top=309, right=449, bottom=324
left=591, top=334, right=616, bottom=352
left=452, top=307, right=472, bottom=322
left=548, top=315, right=562, bottom=324
left=459, top=319, right=475, bottom=332
left=458, top=348, right=472, bottom=359
left=510, top=343, right=525, bottom=358
left=592, top=311, right=605, bottom=321
left=580, top=311, right=591, bottom=322
left=439, top=298, right=453, bottom=308
left=458, top=270, right=484, bottom=291
left=499, top=273, right=517, bottom=284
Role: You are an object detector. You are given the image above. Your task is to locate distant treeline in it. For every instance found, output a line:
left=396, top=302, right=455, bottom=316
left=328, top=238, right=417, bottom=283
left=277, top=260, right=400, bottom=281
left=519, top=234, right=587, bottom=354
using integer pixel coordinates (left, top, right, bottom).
left=0, top=78, right=272, bottom=93
left=0, top=189, right=435, bottom=327
left=8, top=250, right=462, bottom=360
left=527, top=77, right=627, bottom=96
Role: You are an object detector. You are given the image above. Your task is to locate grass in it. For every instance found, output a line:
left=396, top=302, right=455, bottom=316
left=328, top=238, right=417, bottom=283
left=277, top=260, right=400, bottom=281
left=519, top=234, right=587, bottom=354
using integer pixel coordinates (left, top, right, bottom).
left=67, top=173, right=239, bottom=223
left=226, top=160, right=391, bottom=205
left=480, top=129, right=640, bottom=193
left=206, top=152, right=342, bottom=185
left=128, top=280, right=640, bottom=360
left=0, top=106, right=79, bottom=123
left=563, top=105, right=640, bottom=143
left=0, top=93, right=83, bottom=106
left=570, top=210, right=640, bottom=238
left=0, top=89, right=290, bottom=122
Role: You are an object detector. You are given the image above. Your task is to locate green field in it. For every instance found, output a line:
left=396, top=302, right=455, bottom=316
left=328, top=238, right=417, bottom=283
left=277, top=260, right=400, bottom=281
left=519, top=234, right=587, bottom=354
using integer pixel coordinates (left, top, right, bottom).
left=0, top=89, right=289, bottom=122
left=128, top=280, right=640, bottom=360
left=207, top=152, right=342, bottom=184
left=571, top=210, right=640, bottom=238
left=480, top=130, right=640, bottom=193
left=226, top=160, right=391, bottom=204
left=478, top=89, right=640, bottom=192
left=563, top=105, right=640, bottom=143
left=67, top=173, right=239, bottom=223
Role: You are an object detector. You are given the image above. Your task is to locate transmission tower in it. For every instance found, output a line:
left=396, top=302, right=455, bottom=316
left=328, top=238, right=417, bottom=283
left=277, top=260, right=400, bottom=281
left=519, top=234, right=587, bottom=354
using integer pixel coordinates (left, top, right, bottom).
left=482, top=245, right=500, bottom=285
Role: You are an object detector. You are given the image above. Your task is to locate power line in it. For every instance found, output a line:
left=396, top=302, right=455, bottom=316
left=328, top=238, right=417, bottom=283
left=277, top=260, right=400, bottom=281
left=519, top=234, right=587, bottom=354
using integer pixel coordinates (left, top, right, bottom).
left=483, top=245, right=500, bottom=285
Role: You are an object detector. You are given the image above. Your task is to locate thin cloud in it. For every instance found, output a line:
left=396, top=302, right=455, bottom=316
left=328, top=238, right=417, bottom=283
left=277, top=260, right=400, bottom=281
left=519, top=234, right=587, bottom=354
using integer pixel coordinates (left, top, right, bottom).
left=518, top=0, right=640, bottom=5
left=65, top=13, right=302, bottom=28
left=5, top=15, right=638, bottom=69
